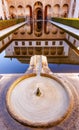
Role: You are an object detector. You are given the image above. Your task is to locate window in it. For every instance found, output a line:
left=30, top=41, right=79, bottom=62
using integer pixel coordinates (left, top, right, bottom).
left=36, top=41, right=41, bottom=45
left=73, top=39, right=76, bottom=45
left=60, top=41, right=63, bottom=45
left=15, top=41, right=18, bottom=45
left=29, top=41, right=32, bottom=45
left=52, top=41, right=55, bottom=45
left=22, top=41, right=25, bottom=45
left=45, top=41, right=48, bottom=45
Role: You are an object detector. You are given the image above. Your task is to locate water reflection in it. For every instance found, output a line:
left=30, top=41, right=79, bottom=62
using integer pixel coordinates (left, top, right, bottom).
left=0, top=50, right=79, bottom=73
left=5, top=40, right=69, bottom=59
left=0, top=21, right=79, bottom=73
left=0, top=51, right=28, bottom=73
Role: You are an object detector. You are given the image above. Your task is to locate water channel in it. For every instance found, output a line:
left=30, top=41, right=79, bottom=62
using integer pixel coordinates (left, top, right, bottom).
left=0, top=21, right=79, bottom=74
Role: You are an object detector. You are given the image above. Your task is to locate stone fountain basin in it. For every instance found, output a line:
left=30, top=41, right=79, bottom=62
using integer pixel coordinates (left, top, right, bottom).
left=6, top=73, right=73, bottom=128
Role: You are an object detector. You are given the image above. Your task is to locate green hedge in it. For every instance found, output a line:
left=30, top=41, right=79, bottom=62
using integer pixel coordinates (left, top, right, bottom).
left=0, top=18, right=25, bottom=30
left=51, top=17, right=79, bottom=29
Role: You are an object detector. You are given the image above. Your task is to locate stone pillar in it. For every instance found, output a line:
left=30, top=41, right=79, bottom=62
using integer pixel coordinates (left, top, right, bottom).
left=68, top=0, right=74, bottom=17
left=68, top=0, right=79, bottom=18
left=3, top=0, right=10, bottom=19
left=73, top=0, right=79, bottom=18
left=0, top=0, right=5, bottom=19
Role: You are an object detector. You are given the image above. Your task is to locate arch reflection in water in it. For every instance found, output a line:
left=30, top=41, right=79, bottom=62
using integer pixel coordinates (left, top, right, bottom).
left=34, top=2, right=43, bottom=36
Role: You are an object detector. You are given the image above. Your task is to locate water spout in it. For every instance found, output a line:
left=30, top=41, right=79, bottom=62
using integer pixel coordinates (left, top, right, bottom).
left=36, top=88, right=41, bottom=96
left=36, top=55, right=42, bottom=76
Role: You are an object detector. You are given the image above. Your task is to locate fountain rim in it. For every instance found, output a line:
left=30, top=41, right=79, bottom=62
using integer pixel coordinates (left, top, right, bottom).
left=6, top=73, right=74, bottom=128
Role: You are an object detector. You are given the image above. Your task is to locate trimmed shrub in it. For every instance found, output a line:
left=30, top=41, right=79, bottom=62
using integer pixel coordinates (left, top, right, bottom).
left=51, top=17, right=79, bottom=29
left=0, top=18, right=25, bottom=30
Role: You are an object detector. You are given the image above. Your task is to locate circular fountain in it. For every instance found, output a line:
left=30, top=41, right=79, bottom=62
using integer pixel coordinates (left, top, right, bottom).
left=6, top=55, right=73, bottom=128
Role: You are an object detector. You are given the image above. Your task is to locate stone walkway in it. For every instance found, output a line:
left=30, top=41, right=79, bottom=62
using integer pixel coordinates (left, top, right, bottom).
left=49, top=20, right=79, bottom=39
left=0, top=21, right=27, bottom=40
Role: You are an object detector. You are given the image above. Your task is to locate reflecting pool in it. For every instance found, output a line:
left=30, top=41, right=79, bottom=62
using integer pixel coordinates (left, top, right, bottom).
left=0, top=21, right=79, bottom=73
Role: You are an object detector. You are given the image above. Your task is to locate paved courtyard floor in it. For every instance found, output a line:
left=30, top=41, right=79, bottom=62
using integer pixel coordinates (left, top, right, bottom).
left=0, top=73, right=79, bottom=130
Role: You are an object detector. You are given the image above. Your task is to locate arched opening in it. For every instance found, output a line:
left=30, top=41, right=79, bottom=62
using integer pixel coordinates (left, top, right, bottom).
left=60, top=29, right=65, bottom=34
left=9, top=5, right=15, bottom=18
left=26, top=5, right=32, bottom=20
left=50, top=47, right=56, bottom=55
left=34, top=1, right=42, bottom=6
left=28, top=48, right=33, bottom=55
left=45, top=5, right=51, bottom=20
left=34, top=8, right=43, bottom=35
left=34, top=1, right=43, bottom=20
left=36, top=8, right=43, bottom=31
left=34, top=1, right=43, bottom=37
left=44, top=47, right=49, bottom=55
left=44, top=5, right=51, bottom=34
left=52, top=26, right=58, bottom=34
left=53, top=4, right=60, bottom=17
left=20, top=27, right=25, bottom=35
left=14, top=47, right=20, bottom=55
left=21, top=47, right=27, bottom=55
left=26, top=5, right=33, bottom=34
left=57, top=47, right=64, bottom=55
left=35, top=47, right=42, bottom=55
left=37, top=9, right=42, bottom=20
left=17, top=5, right=24, bottom=17
left=62, top=4, right=69, bottom=17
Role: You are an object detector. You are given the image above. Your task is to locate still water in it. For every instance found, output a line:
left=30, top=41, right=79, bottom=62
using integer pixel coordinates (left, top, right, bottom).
left=0, top=50, right=79, bottom=74
left=0, top=21, right=79, bottom=74
left=0, top=51, right=29, bottom=74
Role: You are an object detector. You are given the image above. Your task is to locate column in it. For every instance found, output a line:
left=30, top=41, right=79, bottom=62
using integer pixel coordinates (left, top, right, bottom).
left=3, top=0, right=10, bottom=19
left=73, top=0, right=79, bottom=18
left=0, top=0, right=5, bottom=19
